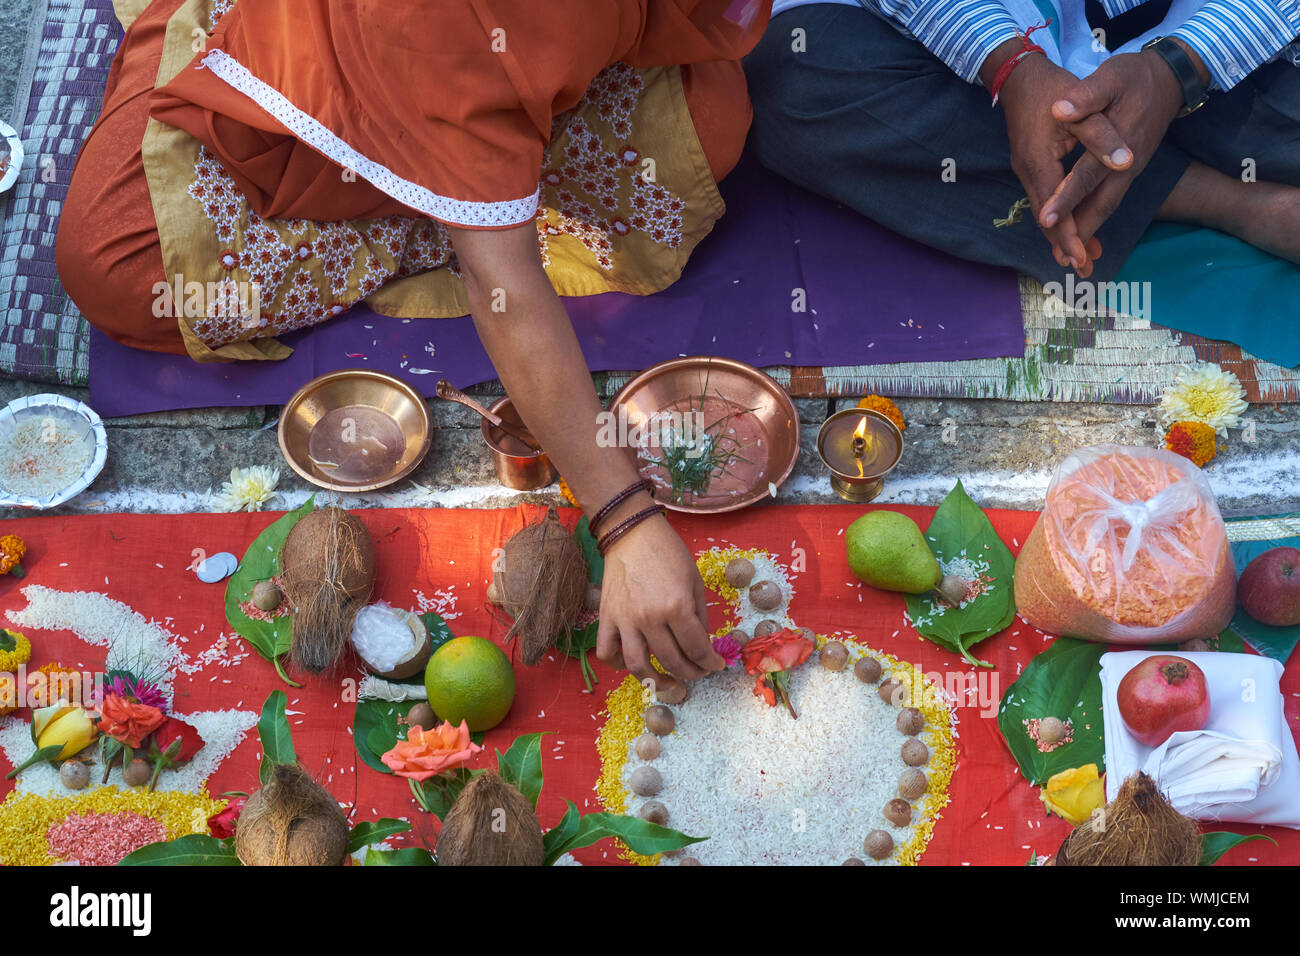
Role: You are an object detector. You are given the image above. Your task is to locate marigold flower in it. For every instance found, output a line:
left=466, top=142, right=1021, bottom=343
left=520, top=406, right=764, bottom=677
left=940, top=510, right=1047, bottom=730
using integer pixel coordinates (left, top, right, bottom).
left=857, top=395, right=905, bottom=432
left=381, top=719, right=482, bottom=781
left=0, top=629, right=32, bottom=673
left=26, top=662, right=86, bottom=709
left=0, top=535, right=26, bottom=577
left=1164, top=420, right=1217, bottom=467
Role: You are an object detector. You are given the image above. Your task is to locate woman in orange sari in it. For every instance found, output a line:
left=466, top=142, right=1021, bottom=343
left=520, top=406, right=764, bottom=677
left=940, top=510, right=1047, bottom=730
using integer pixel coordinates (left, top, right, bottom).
left=58, top=0, right=770, bottom=690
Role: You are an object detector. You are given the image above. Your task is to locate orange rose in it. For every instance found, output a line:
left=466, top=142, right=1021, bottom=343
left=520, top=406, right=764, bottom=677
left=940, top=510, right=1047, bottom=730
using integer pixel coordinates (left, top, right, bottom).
left=741, top=629, right=815, bottom=676
left=382, top=719, right=483, bottom=781
left=96, top=694, right=166, bottom=748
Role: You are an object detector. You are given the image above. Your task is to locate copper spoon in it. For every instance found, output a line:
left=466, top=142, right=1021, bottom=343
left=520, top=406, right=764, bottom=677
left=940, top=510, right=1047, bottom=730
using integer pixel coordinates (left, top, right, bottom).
left=435, top=380, right=541, bottom=450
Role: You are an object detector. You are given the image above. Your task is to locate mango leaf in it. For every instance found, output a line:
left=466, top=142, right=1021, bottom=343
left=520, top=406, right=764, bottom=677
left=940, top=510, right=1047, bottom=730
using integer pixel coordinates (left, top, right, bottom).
left=904, top=481, right=1016, bottom=668
left=364, top=847, right=436, bottom=866
left=225, top=496, right=315, bottom=686
left=496, top=732, right=547, bottom=810
left=119, top=834, right=242, bottom=866
left=998, top=637, right=1108, bottom=785
left=545, top=812, right=705, bottom=861
left=417, top=767, right=482, bottom=820
left=347, top=818, right=412, bottom=854
left=542, top=801, right=584, bottom=865
left=1199, top=831, right=1276, bottom=866
left=352, top=699, right=418, bottom=774
left=258, top=689, right=297, bottom=784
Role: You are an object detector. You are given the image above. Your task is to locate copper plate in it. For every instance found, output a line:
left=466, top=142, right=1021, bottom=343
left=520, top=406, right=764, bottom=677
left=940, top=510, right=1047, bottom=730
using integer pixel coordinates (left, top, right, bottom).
left=610, top=357, right=800, bottom=514
left=279, top=369, right=432, bottom=492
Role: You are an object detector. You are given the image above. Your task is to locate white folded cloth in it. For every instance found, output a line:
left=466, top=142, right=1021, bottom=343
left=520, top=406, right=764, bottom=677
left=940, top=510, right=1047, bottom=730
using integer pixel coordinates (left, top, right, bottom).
left=1100, top=650, right=1300, bottom=827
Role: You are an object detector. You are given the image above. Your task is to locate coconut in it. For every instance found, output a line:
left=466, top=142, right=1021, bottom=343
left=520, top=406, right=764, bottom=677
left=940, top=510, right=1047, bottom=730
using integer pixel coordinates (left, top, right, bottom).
left=1054, top=772, right=1200, bottom=866
left=281, top=506, right=376, bottom=674
left=494, top=507, right=587, bottom=667
left=436, top=771, right=544, bottom=866
left=350, top=603, right=432, bottom=680
left=235, top=764, right=350, bottom=866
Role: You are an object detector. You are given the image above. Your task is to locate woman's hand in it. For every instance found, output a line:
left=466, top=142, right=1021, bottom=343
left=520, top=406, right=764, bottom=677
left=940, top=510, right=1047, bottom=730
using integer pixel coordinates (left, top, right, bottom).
left=596, top=515, right=724, bottom=692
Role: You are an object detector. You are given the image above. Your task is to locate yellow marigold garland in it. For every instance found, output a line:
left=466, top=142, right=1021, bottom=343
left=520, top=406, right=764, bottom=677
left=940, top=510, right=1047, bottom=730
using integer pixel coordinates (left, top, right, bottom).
left=857, top=395, right=906, bottom=432
left=1164, top=420, right=1217, bottom=467
left=0, top=535, right=26, bottom=577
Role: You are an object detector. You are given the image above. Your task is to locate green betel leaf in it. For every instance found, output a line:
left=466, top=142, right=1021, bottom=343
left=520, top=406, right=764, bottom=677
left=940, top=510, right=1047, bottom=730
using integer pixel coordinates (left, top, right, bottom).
left=1199, top=831, right=1276, bottom=866
left=421, top=611, right=455, bottom=658
left=574, top=516, right=602, bottom=586
left=347, top=818, right=412, bottom=854
left=548, top=813, right=705, bottom=860
left=417, top=767, right=482, bottom=821
left=542, top=801, right=584, bottom=866
left=224, top=496, right=315, bottom=686
left=364, top=847, right=436, bottom=866
left=118, top=834, right=242, bottom=866
left=904, top=481, right=1017, bottom=668
left=258, top=690, right=297, bottom=784
left=496, top=732, right=548, bottom=811
left=997, top=637, right=1108, bottom=785
left=352, top=699, right=419, bottom=775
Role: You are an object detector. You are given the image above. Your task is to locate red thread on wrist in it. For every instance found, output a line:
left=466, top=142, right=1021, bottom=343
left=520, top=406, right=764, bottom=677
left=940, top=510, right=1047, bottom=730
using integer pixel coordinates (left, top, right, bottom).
left=989, top=19, right=1053, bottom=106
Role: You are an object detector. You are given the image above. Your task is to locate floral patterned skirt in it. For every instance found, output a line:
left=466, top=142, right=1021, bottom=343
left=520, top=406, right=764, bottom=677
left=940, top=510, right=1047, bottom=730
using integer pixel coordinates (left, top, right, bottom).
left=58, top=0, right=767, bottom=360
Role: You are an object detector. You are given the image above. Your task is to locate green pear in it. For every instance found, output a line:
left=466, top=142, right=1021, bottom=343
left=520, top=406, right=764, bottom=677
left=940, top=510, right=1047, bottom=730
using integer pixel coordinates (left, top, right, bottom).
left=846, top=511, right=942, bottom=594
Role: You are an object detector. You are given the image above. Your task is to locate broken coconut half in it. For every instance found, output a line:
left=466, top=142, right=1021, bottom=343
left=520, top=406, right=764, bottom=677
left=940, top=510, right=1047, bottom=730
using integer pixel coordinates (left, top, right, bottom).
left=350, top=603, right=432, bottom=681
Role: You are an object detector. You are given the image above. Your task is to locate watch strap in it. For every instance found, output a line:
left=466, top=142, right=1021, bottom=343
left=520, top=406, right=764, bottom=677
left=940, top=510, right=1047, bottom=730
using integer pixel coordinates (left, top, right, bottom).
left=1143, top=36, right=1208, bottom=116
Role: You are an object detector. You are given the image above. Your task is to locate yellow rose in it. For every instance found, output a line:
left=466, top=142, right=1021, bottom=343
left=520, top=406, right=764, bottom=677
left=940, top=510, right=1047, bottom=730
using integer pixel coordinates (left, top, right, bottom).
left=32, top=704, right=98, bottom=761
left=1041, top=764, right=1106, bottom=826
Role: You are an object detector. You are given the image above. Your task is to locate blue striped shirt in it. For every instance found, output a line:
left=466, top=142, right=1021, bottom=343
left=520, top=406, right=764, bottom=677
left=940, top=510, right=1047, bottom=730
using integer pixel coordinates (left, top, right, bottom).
left=771, top=0, right=1300, bottom=88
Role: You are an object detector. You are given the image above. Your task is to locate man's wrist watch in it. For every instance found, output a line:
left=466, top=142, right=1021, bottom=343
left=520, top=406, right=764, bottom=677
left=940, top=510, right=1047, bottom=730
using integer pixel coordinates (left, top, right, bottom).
left=1141, top=36, right=1209, bottom=116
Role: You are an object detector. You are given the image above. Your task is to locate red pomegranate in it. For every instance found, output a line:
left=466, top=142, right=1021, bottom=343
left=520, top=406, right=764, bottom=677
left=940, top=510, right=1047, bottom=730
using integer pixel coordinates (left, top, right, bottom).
left=1117, top=655, right=1210, bottom=747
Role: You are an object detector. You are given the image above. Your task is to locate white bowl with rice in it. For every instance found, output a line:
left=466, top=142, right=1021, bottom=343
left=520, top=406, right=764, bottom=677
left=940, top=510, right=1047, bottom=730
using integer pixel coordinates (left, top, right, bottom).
left=0, top=394, right=108, bottom=509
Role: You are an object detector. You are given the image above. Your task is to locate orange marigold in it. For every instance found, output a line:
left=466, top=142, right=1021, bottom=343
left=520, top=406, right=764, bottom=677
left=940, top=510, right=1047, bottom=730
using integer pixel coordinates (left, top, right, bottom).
left=27, top=663, right=88, bottom=709
left=0, top=535, right=26, bottom=577
left=1164, top=420, right=1217, bottom=467
left=857, top=395, right=905, bottom=432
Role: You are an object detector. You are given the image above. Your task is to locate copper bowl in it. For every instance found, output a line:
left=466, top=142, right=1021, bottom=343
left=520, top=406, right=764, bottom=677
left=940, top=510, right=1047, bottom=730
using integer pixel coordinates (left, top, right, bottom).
left=481, top=397, right=557, bottom=491
left=278, top=369, right=432, bottom=492
left=610, top=357, right=800, bottom=514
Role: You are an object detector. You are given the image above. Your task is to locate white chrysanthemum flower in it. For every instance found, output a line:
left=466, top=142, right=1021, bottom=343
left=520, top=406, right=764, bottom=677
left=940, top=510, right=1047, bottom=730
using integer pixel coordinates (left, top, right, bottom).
left=212, top=466, right=280, bottom=512
left=1156, top=365, right=1248, bottom=438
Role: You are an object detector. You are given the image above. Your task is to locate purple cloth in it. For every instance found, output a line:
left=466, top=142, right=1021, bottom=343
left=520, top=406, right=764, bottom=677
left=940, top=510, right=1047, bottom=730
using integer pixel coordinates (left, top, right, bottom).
left=88, top=157, right=1023, bottom=416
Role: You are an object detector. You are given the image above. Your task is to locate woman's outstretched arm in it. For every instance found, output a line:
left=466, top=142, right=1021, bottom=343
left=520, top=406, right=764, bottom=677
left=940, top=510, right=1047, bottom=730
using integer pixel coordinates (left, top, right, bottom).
left=449, top=224, right=725, bottom=691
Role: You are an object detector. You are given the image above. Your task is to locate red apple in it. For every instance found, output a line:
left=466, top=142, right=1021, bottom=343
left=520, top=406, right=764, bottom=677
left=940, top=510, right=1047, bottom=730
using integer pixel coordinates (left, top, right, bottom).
left=1117, top=655, right=1210, bottom=747
left=1238, top=547, right=1300, bottom=627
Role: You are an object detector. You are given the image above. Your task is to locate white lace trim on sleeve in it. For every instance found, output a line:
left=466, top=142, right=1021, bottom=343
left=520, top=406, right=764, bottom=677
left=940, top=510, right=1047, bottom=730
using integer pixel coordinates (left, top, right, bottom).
left=198, top=48, right=540, bottom=228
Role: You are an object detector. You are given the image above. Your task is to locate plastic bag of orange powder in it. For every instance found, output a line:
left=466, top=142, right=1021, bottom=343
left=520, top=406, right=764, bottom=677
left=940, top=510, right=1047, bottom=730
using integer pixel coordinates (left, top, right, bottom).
left=1014, top=444, right=1236, bottom=643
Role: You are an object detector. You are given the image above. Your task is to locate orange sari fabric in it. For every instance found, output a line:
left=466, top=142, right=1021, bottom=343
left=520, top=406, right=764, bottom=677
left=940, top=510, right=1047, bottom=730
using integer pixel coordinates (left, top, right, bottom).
left=57, top=0, right=765, bottom=356
left=151, top=0, right=768, bottom=227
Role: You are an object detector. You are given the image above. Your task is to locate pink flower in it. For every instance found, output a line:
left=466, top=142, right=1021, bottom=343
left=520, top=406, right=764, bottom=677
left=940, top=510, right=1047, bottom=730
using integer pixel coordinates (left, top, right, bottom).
left=712, top=634, right=743, bottom=668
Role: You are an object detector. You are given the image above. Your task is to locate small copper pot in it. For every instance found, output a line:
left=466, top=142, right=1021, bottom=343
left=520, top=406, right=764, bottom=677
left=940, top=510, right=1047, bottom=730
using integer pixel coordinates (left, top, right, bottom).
left=481, top=397, right=556, bottom=491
